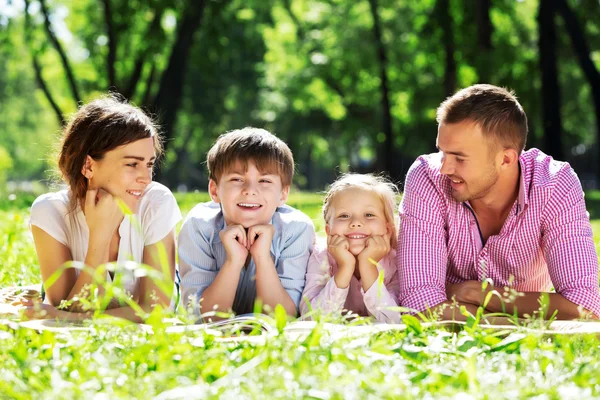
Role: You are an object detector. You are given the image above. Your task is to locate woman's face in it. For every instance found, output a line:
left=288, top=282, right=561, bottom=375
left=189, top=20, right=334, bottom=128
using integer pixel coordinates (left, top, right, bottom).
left=83, top=137, right=156, bottom=213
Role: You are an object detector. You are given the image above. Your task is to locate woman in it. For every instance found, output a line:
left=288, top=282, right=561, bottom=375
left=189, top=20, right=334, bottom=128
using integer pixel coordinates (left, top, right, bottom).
left=26, top=96, right=181, bottom=322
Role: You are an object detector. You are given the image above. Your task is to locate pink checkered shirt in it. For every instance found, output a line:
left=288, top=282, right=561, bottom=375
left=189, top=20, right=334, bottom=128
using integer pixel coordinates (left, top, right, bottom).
left=397, top=148, right=600, bottom=317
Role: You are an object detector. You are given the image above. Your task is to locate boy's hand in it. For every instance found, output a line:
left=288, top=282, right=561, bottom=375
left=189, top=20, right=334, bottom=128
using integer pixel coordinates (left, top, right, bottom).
left=327, top=234, right=356, bottom=271
left=357, top=234, right=391, bottom=265
left=219, top=224, right=249, bottom=268
left=248, top=224, right=275, bottom=260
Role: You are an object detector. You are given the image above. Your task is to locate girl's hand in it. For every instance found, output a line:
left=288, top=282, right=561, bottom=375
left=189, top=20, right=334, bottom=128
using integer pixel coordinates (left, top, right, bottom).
left=358, top=233, right=391, bottom=265
left=84, top=188, right=123, bottom=245
left=327, top=234, right=356, bottom=271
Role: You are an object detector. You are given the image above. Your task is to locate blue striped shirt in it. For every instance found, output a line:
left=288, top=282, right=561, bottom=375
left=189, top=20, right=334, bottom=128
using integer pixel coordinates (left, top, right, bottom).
left=178, top=201, right=315, bottom=315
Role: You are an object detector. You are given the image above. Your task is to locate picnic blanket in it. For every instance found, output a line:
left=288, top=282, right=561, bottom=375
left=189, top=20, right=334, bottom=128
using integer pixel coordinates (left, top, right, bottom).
left=3, top=285, right=600, bottom=339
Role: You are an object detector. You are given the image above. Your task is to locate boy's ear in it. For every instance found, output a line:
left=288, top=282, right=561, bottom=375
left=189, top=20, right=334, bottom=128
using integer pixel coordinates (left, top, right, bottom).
left=325, top=224, right=330, bottom=236
left=208, top=179, right=220, bottom=203
left=279, top=185, right=290, bottom=205
left=81, top=155, right=94, bottom=179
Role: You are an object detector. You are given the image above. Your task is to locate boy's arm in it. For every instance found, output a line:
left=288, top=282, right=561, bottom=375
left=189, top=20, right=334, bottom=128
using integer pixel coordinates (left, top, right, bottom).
left=197, top=225, right=248, bottom=316
left=251, top=221, right=315, bottom=316
left=178, top=215, right=221, bottom=314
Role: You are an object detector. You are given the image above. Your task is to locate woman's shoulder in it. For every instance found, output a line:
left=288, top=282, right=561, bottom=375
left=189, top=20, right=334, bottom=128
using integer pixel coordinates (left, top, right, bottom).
left=31, top=189, right=71, bottom=214
left=139, top=182, right=178, bottom=211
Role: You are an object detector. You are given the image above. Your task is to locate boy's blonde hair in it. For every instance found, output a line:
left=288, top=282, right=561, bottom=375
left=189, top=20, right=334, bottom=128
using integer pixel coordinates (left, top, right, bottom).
left=322, top=173, right=399, bottom=249
left=207, top=127, right=294, bottom=186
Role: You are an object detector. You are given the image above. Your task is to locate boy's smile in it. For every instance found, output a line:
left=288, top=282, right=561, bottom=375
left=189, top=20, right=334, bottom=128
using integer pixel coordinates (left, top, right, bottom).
left=209, top=160, right=290, bottom=228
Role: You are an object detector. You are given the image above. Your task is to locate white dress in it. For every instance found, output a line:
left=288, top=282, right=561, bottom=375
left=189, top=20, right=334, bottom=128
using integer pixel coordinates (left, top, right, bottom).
left=30, top=182, right=182, bottom=298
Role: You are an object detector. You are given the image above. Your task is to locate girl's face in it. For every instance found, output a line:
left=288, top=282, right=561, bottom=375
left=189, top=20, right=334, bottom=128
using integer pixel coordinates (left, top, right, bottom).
left=83, top=137, right=156, bottom=213
left=325, top=187, right=391, bottom=256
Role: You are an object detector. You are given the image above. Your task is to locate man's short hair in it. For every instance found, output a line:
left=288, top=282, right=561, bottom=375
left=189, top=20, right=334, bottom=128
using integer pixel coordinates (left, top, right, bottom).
left=207, top=127, right=294, bottom=186
left=436, top=84, right=528, bottom=152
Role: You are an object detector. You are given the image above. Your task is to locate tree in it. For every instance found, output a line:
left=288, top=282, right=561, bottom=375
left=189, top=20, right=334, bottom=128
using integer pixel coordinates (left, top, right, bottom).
left=538, top=0, right=564, bottom=160
left=556, top=0, right=600, bottom=178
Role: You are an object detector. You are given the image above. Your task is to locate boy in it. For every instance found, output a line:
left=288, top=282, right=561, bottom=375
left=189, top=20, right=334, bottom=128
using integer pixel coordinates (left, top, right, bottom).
left=178, top=127, right=315, bottom=317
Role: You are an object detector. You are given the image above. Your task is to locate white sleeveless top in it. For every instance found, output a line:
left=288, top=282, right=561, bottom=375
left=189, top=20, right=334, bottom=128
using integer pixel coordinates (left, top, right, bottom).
left=30, top=182, right=182, bottom=297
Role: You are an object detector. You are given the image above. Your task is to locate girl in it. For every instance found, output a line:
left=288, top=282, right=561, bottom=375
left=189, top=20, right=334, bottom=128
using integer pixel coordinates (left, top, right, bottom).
left=25, top=96, right=181, bottom=322
left=300, top=174, right=400, bottom=323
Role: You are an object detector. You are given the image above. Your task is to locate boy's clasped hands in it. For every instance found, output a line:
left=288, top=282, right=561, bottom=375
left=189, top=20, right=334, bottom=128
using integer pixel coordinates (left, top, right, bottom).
left=220, top=224, right=274, bottom=268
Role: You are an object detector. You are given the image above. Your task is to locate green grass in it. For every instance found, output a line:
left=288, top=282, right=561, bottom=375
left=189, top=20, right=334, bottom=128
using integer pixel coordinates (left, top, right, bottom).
left=1, top=192, right=600, bottom=399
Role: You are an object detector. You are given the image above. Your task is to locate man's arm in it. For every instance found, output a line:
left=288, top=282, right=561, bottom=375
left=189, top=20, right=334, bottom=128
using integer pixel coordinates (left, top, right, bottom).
left=447, top=280, right=597, bottom=320
left=397, top=158, right=451, bottom=315
left=539, top=169, right=600, bottom=318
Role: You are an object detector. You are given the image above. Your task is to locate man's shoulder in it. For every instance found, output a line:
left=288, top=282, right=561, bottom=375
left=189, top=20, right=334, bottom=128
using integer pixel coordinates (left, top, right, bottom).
left=406, top=153, right=444, bottom=183
left=521, top=148, right=580, bottom=191
left=404, top=152, right=450, bottom=198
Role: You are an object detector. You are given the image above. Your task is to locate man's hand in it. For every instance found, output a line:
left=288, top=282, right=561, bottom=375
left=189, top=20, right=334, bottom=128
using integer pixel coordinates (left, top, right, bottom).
left=219, top=224, right=250, bottom=269
left=357, top=234, right=391, bottom=265
left=248, top=224, right=275, bottom=261
left=446, top=280, right=489, bottom=305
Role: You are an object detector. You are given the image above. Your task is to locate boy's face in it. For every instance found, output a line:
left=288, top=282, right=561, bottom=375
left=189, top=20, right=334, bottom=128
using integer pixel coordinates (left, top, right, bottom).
left=209, top=160, right=290, bottom=228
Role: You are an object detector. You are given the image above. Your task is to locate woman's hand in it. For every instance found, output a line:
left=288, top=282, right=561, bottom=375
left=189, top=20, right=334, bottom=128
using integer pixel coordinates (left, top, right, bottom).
left=84, top=188, right=123, bottom=246
left=20, top=300, right=63, bottom=320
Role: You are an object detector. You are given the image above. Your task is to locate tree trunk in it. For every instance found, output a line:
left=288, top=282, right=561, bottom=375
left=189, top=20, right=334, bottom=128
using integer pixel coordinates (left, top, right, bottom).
left=101, top=0, right=118, bottom=91
left=368, top=0, right=395, bottom=176
left=124, top=8, right=164, bottom=100
left=538, top=0, right=564, bottom=160
left=24, top=0, right=65, bottom=126
left=151, top=0, right=208, bottom=183
left=39, top=0, right=81, bottom=104
left=556, top=0, right=600, bottom=179
left=439, top=0, right=456, bottom=96
left=475, top=0, right=492, bottom=83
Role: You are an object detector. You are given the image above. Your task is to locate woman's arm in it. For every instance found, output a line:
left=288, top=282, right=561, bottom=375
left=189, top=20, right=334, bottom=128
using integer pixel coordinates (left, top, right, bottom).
left=32, top=226, right=112, bottom=308
left=28, top=228, right=177, bottom=323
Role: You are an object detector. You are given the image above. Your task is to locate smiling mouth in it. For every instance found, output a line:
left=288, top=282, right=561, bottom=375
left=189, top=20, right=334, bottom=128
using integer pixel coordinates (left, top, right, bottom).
left=237, top=203, right=262, bottom=210
left=126, top=190, right=143, bottom=199
left=346, top=234, right=368, bottom=239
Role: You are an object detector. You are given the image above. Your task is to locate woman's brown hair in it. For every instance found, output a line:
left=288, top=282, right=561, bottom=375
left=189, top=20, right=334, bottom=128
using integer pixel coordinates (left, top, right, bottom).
left=58, top=95, right=162, bottom=209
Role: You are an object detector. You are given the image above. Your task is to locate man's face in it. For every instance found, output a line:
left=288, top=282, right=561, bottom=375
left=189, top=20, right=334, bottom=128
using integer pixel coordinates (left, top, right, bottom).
left=209, top=160, right=289, bottom=228
left=436, top=120, right=501, bottom=203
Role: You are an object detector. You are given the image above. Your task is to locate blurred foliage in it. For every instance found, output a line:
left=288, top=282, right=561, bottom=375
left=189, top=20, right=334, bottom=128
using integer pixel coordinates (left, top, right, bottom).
left=0, top=145, right=13, bottom=186
left=1, top=0, right=600, bottom=189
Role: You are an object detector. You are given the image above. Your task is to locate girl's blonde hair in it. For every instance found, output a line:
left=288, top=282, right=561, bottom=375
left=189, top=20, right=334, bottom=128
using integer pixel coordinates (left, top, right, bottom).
left=322, top=173, right=399, bottom=249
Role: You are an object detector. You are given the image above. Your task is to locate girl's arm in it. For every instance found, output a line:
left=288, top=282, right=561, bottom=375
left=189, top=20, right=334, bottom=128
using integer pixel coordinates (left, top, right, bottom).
left=300, top=248, right=350, bottom=318
left=358, top=249, right=401, bottom=324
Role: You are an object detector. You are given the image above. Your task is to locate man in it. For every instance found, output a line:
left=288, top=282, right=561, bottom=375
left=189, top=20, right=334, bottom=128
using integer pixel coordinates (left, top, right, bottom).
left=397, top=84, right=600, bottom=320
